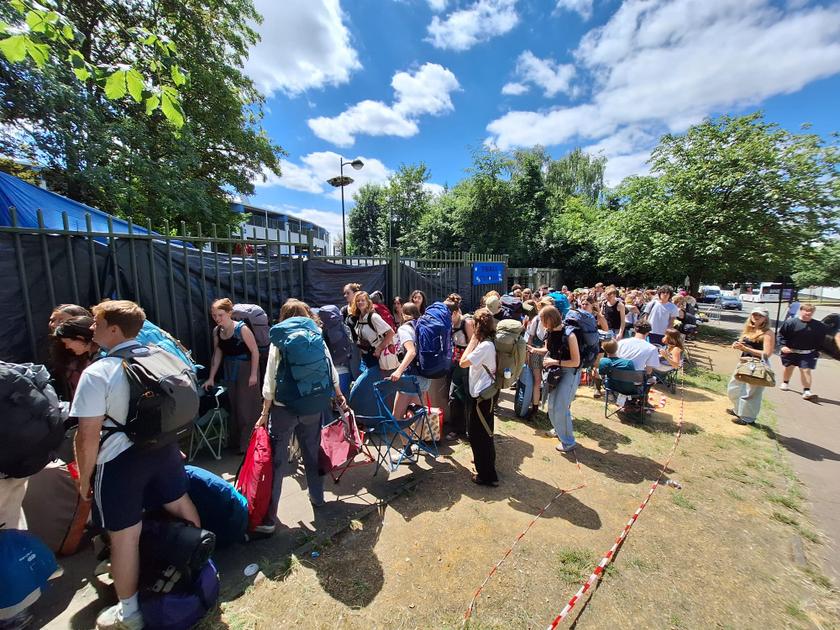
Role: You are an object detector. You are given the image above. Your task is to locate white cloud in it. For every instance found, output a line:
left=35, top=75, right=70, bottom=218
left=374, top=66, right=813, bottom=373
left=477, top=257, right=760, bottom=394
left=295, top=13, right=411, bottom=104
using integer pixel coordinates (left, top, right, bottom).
left=426, top=0, right=519, bottom=51
left=505, top=51, right=576, bottom=98
left=308, top=63, right=460, bottom=146
left=244, top=0, right=361, bottom=96
left=427, top=0, right=448, bottom=11
left=555, top=0, right=594, bottom=20
left=253, top=151, right=392, bottom=200
left=486, top=0, right=840, bottom=184
left=423, top=182, right=446, bottom=197
left=501, top=82, right=529, bottom=96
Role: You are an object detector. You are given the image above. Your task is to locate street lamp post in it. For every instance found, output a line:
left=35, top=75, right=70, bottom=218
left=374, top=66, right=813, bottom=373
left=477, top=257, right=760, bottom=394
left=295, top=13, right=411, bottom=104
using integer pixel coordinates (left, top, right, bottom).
left=327, top=157, right=364, bottom=256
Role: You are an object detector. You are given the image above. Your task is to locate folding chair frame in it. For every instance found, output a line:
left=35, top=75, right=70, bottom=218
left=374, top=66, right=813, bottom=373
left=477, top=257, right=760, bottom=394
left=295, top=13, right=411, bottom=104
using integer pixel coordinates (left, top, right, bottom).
left=189, top=386, right=229, bottom=461
left=322, top=411, right=376, bottom=483
left=355, top=376, right=439, bottom=474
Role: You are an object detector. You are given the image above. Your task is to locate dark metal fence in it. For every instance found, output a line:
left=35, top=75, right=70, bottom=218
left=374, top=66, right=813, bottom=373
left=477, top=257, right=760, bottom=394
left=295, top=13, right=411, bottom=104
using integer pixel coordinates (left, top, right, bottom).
left=1, top=211, right=507, bottom=366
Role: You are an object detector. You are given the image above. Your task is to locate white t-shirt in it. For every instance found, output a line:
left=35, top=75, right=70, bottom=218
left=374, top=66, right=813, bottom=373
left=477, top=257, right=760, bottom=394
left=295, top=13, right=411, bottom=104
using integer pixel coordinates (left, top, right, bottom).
left=70, top=340, right=138, bottom=465
left=397, top=322, right=416, bottom=350
left=524, top=317, right=546, bottom=345
left=644, top=300, right=679, bottom=335
left=616, top=337, right=661, bottom=371
left=467, top=340, right=496, bottom=398
left=354, top=312, right=392, bottom=350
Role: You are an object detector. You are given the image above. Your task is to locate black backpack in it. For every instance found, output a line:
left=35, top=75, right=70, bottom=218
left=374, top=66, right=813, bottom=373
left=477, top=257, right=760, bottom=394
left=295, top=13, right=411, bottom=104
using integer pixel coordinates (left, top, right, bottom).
left=0, top=362, right=65, bottom=478
left=103, top=345, right=199, bottom=449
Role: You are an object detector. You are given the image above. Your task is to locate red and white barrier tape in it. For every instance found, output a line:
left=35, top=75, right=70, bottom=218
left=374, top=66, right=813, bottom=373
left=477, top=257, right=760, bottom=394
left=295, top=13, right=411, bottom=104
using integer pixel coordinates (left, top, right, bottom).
left=546, top=368, right=686, bottom=629
left=463, top=452, right=586, bottom=624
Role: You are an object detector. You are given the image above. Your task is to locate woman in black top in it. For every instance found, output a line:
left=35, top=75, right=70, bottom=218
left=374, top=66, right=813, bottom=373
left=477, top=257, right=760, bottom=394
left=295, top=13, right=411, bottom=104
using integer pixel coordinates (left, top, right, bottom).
left=601, top=287, right=625, bottom=338
left=727, top=308, right=774, bottom=426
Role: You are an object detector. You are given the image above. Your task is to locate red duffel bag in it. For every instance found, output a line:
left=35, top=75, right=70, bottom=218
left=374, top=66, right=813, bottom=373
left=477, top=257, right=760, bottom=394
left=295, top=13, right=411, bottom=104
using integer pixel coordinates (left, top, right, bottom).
left=234, top=427, right=273, bottom=532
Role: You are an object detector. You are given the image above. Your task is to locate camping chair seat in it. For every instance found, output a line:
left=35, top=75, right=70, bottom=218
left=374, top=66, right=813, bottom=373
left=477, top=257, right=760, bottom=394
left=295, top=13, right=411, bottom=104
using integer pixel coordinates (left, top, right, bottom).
left=189, top=386, right=228, bottom=461
left=603, top=370, right=650, bottom=423
left=353, top=376, right=439, bottom=474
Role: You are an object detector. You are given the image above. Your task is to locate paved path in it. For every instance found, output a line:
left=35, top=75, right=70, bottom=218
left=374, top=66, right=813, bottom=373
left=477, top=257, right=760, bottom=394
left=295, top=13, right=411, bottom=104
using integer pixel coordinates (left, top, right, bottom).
left=705, top=308, right=840, bottom=580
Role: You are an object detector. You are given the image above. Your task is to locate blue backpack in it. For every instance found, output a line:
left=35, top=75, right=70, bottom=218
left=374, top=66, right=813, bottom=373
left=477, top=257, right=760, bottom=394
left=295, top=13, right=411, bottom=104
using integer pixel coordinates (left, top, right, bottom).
left=547, top=292, right=571, bottom=317
left=270, top=317, right=333, bottom=415
left=184, top=466, right=248, bottom=548
left=315, top=305, right=353, bottom=368
left=563, top=309, right=601, bottom=369
left=137, top=320, right=199, bottom=372
left=414, top=302, right=452, bottom=379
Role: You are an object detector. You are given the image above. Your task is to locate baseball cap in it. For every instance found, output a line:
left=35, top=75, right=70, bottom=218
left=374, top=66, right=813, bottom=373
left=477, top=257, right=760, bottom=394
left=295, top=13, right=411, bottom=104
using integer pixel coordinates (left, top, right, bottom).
left=750, top=307, right=769, bottom=318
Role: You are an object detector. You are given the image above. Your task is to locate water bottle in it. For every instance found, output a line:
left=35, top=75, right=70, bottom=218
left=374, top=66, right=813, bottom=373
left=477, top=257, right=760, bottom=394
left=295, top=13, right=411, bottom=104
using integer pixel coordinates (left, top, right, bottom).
left=503, top=367, right=512, bottom=380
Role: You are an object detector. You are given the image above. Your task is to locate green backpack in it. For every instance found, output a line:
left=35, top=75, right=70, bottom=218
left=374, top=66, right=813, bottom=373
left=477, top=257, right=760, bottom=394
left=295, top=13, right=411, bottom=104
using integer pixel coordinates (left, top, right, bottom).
left=479, top=319, right=527, bottom=400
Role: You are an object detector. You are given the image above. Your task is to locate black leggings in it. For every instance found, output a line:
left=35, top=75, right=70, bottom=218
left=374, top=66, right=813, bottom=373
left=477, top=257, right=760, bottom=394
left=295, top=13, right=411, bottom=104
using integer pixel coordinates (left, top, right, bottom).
left=467, top=396, right=497, bottom=483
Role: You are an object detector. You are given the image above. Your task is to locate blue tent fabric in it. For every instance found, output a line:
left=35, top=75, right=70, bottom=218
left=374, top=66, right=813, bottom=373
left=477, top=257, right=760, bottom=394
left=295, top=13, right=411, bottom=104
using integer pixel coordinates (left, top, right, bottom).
left=0, top=171, right=152, bottom=234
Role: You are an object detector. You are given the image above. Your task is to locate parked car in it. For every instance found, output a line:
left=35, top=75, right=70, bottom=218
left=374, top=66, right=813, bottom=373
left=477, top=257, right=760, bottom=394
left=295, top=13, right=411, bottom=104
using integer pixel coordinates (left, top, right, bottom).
left=718, top=294, right=742, bottom=310
left=699, top=285, right=721, bottom=303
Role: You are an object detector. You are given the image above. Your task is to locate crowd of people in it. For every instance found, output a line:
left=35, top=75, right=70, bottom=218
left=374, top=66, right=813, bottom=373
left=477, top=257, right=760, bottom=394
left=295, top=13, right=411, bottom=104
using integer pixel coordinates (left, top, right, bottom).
left=3, top=279, right=838, bottom=630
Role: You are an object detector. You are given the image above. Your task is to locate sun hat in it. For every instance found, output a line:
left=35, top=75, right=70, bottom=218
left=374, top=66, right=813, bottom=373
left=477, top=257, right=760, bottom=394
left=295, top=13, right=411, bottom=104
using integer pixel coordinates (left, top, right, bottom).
left=485, top=295, right=501, bottom=315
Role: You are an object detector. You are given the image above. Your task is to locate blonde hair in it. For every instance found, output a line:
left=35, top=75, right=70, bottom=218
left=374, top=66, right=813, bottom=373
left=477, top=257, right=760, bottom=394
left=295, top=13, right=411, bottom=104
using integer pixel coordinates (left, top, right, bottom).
left=92, top=300, right=146, bottom=338
left=211, top=298, right=233, bottom=313
left=741, top=311, right=770, bottom=341
left=349, top=291, right=372, bottom=318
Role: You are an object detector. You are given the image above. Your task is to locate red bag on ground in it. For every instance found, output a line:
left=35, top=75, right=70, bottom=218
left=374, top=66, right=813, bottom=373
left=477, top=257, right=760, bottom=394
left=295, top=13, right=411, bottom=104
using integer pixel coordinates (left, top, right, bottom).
left=235, top=427, right=273, bottom=532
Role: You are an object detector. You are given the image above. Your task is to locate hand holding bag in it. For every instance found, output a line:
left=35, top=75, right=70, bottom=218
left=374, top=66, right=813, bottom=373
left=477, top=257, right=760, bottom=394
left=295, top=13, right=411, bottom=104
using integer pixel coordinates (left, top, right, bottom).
left=734, top=356, right=775, bottom=387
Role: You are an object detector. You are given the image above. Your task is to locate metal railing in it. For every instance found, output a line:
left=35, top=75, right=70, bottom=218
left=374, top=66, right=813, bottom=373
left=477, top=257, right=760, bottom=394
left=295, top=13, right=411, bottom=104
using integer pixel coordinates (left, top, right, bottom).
left=1, top=210, right=509, bottom=366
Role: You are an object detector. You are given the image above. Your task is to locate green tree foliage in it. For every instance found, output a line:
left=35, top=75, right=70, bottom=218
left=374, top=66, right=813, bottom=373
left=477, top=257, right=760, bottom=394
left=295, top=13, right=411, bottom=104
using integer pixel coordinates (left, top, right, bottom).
left=0, top=0, right=188, bottom=128
left=385, top=163, right=433, bottom=255
left=597, top=113, right=839, bottom=293
left=348, top=183, right=386, bottom=256
left=0, top=0, right=283, bottom=227
left=793, top=240, right=840, bottom=287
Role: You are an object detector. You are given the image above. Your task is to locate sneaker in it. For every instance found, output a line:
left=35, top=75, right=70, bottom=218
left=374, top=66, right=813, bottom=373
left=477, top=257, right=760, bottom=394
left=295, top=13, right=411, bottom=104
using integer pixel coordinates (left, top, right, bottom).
left=732, top=417, right=754, bottom=426
left=253, top=523, right=276, bottom=535
left=310, top=497, right=326, bottom=507
left=555, top=443, right=578, bottom=453
left=544, top=428, right=557, bottom=438
left=802, top=390, right=817, bottom=401
left=96, top=604, right=144, bottom=630
left=780, top=382, right=789, bottom=391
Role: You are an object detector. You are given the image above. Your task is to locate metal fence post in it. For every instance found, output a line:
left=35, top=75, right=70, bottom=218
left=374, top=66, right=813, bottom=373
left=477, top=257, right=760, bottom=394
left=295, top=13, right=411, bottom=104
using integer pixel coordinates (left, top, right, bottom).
left=389, top=247, right=400, bottom=303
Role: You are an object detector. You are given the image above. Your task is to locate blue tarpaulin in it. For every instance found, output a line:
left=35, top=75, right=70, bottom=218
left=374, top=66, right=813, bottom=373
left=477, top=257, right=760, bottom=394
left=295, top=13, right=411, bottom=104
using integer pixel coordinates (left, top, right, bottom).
left=0, top=171, right=153, bottom=234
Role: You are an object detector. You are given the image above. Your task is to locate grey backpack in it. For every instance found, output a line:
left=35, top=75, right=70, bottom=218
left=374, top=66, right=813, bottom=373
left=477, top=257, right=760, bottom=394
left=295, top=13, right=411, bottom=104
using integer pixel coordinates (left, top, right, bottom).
left=231, top=304, right=270, bottom=351
left=104, top=345, right=199, bottom=449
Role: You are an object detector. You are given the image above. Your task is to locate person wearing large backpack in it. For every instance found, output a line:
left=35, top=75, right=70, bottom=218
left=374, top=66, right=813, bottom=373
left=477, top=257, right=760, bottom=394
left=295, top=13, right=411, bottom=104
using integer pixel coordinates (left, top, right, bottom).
left=315, top=305, right=354, bottom=398
left=458, top=308, right=499, bottom=487
left=390, top=303, right=428, bottom=423
left=71, top=300, right=200, bottom=630
left=254, top=299, right=345, bottom=535
left=542, top=305, right=583, bottom=453
left=204, top=298, right=262, bottom=454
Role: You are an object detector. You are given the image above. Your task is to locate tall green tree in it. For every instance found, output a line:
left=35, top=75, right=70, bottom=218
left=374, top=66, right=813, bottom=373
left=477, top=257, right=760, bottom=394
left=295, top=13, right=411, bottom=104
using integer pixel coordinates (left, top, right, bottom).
left=508, top=147, right=549, bottom=265
left=545, top=147, right=606, bottom=205
left=793, top=240, right=840, bottom=287
left=597, top=113, right=839, bottom=293
left=0, top=0, right=283, bottom=227
left=384, top=163, right=433, bottom=255
left=348, top=183, right=387, bottom=256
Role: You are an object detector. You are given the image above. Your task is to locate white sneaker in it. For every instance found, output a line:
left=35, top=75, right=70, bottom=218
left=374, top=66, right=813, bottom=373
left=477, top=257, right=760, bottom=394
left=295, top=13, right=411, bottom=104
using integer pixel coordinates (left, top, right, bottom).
left=779, top=382, right=789, bottom=391
left=253, top=522, right=276, bottom=535
left=96, top=604, right=144, bottom=630
left=544, top=428, right=557, bottom=438
left=802, top=390, right=816, bottom=401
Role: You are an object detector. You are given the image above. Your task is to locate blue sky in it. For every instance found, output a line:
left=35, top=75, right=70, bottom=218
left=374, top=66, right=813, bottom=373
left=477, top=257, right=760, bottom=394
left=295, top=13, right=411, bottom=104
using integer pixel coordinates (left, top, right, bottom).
left=241, top=0, right=840, bottom=242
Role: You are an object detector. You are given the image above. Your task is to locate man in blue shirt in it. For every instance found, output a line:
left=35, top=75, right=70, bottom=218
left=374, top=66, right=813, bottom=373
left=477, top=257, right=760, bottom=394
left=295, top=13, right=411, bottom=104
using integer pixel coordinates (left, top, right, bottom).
left=599, top=338, right=637, bottom=395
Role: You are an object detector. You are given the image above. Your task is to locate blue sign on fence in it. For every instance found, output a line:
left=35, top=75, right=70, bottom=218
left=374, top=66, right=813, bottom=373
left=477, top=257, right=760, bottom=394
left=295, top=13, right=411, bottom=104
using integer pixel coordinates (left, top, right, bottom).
left=472, top=262, right=505, bottom=286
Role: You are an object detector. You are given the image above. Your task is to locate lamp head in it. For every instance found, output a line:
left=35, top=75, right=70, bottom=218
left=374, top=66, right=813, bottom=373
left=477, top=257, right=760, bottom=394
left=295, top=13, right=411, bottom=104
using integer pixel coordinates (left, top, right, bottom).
left=349, top=159, right=364, bottom=170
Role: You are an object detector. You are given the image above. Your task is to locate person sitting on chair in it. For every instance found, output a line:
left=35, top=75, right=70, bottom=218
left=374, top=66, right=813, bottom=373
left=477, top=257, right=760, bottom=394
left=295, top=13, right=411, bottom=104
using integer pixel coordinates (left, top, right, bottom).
left=616, top=321, right=661, bottom=375
left=598, top=339, right=636, bottom=396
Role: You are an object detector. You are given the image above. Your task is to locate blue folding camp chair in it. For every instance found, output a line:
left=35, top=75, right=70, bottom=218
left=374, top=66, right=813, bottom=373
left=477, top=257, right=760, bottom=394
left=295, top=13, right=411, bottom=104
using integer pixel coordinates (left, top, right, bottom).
left=353, top=376, right=439, bottom=474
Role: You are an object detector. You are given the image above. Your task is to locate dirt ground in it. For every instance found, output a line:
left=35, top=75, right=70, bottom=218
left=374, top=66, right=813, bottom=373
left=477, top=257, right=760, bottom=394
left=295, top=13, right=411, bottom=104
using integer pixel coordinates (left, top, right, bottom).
left=206, top=338, right=840, bottom=630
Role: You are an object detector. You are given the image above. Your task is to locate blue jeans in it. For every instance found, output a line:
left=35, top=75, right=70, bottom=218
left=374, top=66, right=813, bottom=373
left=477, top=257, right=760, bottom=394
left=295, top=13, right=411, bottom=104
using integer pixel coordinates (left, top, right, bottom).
left=267, top=405, right=324, bottom=524
left=547, top=368, right=581, bottom=448
left=727, top=375, right=765, bottom=424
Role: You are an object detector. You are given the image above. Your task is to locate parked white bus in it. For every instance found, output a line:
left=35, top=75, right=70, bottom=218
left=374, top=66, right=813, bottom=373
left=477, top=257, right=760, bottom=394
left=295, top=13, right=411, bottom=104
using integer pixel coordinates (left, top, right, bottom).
left=740, top=282, right=794, bottom=303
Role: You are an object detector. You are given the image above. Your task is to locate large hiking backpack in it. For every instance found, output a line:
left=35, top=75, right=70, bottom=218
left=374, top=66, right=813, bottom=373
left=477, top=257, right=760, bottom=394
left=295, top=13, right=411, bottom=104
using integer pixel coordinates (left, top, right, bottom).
left=0, top=528, right=59, bottom=619
left=514, top=364, right=534, bottom=418
left=373, top=303, right=398, bottom=332
left=136, top=320, right=198, bottom=372
left=414, top=302, right=453, bottom=379
left=104, top=346, right=199, bottom=449
left=235, top=427, right=273, bottom=532
left=185, top=466, right=248, bottom=548
left=269, top=317, right=333, bottom=415
left=547, top=292, right=571, bottom=317
left=0, top=362, right=65, bottom=479
left=138, top=518, right=216, bottom=593
left=499, top=295, right=524, bottom=321
left=140, top=559, right=219, bottom=630
left=315, top=305, right=353, bottom=368
left=494, top=319, right=527, bottom=388
left=232, top=304, right=270, bottom=351
left=563, top=309, right=601, bottom=369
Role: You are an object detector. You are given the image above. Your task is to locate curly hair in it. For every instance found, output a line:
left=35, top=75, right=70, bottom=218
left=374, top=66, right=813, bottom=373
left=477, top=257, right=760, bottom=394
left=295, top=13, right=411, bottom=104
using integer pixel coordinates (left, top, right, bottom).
left=472, top=307, right=496, bottom=341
